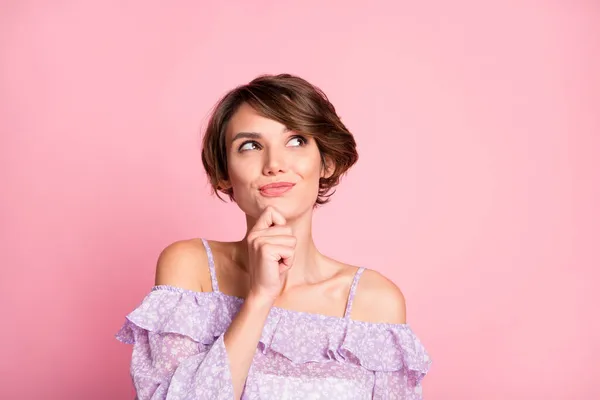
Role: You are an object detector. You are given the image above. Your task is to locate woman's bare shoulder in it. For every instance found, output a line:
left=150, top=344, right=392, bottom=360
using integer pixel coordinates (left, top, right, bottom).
left=351, top=268, right=407, bottom=324
left=154, top=238, right=210, bottom=291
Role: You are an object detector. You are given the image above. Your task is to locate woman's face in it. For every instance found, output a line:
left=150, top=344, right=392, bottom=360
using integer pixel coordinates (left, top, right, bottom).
left=225, top=103, right=324, bottom=219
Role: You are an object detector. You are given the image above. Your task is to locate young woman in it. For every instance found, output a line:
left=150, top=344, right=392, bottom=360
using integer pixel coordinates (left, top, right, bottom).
left=116, top=74, right=431, bottom=399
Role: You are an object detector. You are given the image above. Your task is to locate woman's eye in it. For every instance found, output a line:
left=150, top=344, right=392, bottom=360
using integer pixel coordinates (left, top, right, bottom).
left=287, top=136, right=307, bottom=147
left=238, top=136, right=306, bottom=152
left=239, top=141, right=260, bottom=152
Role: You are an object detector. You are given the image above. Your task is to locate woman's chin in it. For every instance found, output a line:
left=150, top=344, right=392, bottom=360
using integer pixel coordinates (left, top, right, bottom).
left=241, top=200, right=306, bottom=221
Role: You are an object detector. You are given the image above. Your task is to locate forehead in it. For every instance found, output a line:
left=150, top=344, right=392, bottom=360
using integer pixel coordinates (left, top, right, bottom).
left=226, top=103, right=287, bottom=142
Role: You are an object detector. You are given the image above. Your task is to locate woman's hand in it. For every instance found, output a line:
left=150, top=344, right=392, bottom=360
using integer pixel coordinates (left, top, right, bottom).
left=246, top=206, right=296, bottom=303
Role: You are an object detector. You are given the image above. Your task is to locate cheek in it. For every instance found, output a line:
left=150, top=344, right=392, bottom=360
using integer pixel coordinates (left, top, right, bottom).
left=298, top=153, right=323, bottom=178
left=227, top=155, right=259, bottom=187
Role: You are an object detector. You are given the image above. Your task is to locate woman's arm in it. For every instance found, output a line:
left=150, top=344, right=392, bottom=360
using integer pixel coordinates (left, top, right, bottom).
left=155, top=241, right=274, bottom=399
left=155, top=207, right=295, bottom=399
left=222, top=292, right=273, bottom=397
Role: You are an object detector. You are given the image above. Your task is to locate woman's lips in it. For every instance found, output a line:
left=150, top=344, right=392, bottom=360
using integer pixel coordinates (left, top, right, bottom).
left=259, top=182, right=295, bottom=197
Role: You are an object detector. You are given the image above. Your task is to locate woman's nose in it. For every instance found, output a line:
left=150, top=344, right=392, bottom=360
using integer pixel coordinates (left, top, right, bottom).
left=263, top=149, right=288, bottom=175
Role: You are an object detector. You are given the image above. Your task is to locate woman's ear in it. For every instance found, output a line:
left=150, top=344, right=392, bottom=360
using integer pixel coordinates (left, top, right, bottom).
left=321, top=156, right=335, bottom=179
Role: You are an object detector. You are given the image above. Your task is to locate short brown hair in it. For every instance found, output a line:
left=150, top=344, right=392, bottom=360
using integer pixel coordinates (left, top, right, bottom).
left=201, top=73, right=358, bottom=206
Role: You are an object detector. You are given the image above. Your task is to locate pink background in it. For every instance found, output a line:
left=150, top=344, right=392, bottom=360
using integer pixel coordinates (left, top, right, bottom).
left=1, top=1, right=599, bottom=399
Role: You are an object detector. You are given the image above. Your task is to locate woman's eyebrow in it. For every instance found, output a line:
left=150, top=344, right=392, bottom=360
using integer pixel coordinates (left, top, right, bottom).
left=231, top=127, right=291, bottom=143
left=231, top=132, right=262, bottom=142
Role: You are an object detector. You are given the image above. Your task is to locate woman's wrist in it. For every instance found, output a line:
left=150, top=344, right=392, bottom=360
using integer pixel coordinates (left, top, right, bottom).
left=245, top=290, right=276, bottom=312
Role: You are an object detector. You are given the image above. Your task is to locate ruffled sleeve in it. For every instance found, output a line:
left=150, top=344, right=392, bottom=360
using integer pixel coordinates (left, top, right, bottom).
left=340, top=321, right=432, bottom=399
left=115, top=286, right=238, bottom=400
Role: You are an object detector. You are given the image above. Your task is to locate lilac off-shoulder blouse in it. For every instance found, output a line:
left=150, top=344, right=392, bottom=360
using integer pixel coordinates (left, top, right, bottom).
left=116, top=239, right=431, bottom=399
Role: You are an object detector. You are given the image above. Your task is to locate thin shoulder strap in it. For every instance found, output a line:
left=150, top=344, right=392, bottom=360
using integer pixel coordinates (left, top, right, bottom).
left=344, top=267, right=366, bottom=319
left=200, top=238, right=219, bottom=293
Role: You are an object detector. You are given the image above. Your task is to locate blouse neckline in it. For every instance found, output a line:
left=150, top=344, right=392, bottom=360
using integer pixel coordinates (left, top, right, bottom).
left=152, top=284, right=411, bottom=328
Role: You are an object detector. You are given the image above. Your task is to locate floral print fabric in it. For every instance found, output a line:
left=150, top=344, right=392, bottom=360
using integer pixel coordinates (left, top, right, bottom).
left=116, top=285, right=431, bottom=399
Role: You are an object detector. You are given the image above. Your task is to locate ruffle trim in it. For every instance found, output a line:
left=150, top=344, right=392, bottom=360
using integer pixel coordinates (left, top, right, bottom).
left=116, top=285, right=431, bottom=383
